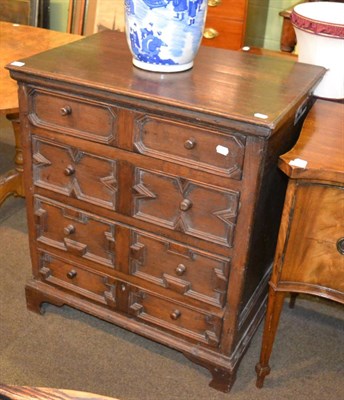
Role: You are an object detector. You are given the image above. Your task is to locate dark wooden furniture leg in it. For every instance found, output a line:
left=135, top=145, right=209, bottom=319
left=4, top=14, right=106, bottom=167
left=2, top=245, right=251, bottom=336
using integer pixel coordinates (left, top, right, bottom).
left=279, top=9, right=297, bottom=53
left=289, top=293, right=299, bottom=308
left=255, top=287, right=286, bottom=388
left=0, top=113, right=25, bottom=205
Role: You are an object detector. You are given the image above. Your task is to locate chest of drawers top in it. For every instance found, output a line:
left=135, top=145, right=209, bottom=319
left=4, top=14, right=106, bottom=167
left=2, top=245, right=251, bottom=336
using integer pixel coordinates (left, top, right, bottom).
left=8, top=30, right=324, bottom=134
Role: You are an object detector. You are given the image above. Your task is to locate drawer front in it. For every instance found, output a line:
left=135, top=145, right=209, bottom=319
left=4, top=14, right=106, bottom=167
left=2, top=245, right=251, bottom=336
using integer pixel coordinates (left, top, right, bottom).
left=129, top=288, right=222, bottom=347
left=134, top=115, right=245, bottom=179
left=281, top=184, right=344, bottom=293
left=32, top=136, right=117, bottom=210
left=133, top=168, right=240, bottom=247
left=202, top=17, right=246, bottom=50
left=130, top=230, right=230, bottom=308
left=206, top=0, right=247, bottom=20
left=34, top=197, right=116, bottom=269
left=202, top=0, right=247, bottom=49
left=29, top=89, right=117, bottom=144
left=38, top=252, right=117, bottom=307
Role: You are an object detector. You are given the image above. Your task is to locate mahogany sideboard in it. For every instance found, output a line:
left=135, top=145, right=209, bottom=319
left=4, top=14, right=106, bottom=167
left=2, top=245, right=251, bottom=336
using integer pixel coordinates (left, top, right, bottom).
left=7, top=30, right=324, bottom=392
left=256, top=99, right=344, bottom=388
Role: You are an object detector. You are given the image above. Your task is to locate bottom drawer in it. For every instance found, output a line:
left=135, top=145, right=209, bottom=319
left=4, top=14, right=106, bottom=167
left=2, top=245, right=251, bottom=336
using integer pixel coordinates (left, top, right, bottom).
left=128, top=288, right=223, bottom=347
left=38, top=252, right=117, bottom=307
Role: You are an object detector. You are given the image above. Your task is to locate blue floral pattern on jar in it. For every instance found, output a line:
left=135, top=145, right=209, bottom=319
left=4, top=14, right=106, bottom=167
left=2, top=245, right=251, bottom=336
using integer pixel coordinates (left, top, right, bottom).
left=125, top=0, right=208, bottom=72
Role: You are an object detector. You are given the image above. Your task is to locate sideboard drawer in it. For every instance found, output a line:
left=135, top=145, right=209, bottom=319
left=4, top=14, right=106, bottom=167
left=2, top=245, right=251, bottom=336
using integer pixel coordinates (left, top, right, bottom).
left=134, top=115, right=245, bottom=179
left=29, top=89, right=117, bottom=144
left=130, top=230, right=230, bottom=308
left=129, top=288, right=222, bottom=347
left=34, top=197, right=116, bottom=269
left=280, top=184, right=344, bottom=293
left=38, top=252, right=117, bottom=307
left=32, top=136, right=118, bottom=210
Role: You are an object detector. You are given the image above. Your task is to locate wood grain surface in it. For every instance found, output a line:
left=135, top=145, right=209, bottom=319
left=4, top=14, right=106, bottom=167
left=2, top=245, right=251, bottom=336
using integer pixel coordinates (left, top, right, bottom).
left=0, top=21, right=82, bottom=114
left=0, top=384, right=119, bottom=400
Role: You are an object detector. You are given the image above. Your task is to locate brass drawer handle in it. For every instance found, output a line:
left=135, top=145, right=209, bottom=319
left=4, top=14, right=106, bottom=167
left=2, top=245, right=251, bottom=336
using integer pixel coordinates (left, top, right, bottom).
left=184, top=138, right=196, bottom=150
left=337, top=237, right=344, bottom=255
left=203, top=28, right=219, bottom=40
left=208, top=0, right=222, bottom=6
left=60, top=105, right=72, bottom=116
left=64, top=224, right=76, bottom=235
left=175, top=264, right=186, bottom=276
left=180, top=198, right=192, bottom=211
left=64, top=165, right=75, bottom=176
left=170, top=309, right=181, bottom=320
left=67, top=269, right=77, bottom=279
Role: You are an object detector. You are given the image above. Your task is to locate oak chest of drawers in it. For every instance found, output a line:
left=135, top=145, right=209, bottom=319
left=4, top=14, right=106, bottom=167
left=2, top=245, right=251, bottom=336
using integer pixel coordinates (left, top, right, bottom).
left=8, top=30, right=324, bottom=392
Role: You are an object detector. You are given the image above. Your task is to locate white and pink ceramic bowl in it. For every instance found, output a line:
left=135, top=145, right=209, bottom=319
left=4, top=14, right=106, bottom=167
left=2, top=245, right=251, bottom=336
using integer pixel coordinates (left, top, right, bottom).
left=291, top=2, right=344, bottom=100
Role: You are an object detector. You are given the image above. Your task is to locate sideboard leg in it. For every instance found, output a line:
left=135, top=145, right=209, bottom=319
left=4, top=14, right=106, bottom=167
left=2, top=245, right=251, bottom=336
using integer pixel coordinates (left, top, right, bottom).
left=289, top=292, right=299, bottom=308
left=256, top=287, right=286, bottom=388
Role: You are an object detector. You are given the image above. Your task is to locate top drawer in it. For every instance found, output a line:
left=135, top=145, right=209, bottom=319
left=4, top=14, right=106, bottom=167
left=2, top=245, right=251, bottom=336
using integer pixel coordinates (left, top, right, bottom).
left=28, top=89, right=117, bottom=144
left=134, top=115, right=246, bottom=179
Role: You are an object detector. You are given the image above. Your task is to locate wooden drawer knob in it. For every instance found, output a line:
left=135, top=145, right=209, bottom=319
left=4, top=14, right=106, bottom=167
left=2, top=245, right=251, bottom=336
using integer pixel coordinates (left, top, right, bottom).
left=337, top=237, right=344, bottom=255
left=67, top=269, right=77, bottom=279
left=203, top=28, right=219, bottom=40
left=175, top=264, right=186, bottom=276
left=208, top=0, right=222, bottom=6
left=60, top=105, right=72, bottom=116
left=184, top=138, right=196, bottom=150
left=170, top=309, right=181, bottom=320
left=64, top=165, right=75, bottom=176
left=180, top=198, right=192, bottom=211
left=64, top=224, right=76, bottom=235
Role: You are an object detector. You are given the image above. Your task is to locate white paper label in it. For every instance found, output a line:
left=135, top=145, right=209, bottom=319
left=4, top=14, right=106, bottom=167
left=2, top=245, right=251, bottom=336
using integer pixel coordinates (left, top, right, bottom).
left=10, top=61, right=25, bottom=67
left=254, top=113, right=268, bottom=120
left=289, top=158, right=308, bottom=168
left=216, top=145, right=229, bottom=156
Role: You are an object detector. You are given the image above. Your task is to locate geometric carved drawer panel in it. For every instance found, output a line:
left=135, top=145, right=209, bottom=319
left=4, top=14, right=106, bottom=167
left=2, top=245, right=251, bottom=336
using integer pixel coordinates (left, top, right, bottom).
left=34, top=196, right=116, bottom=268
left=129, top=288, right=223, bottom=347
left=133, top=168, right=240, bottom=247
left=130, top=230, right=230, bottom=308
left=32, top=136, right=117, bottom=210
left=38, top=251, right=117, bottom=307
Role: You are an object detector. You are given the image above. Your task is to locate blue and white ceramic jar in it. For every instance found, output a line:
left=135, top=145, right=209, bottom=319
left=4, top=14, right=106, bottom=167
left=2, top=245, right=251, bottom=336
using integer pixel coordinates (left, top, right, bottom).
left=125, top=0, right=208, bottom=72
